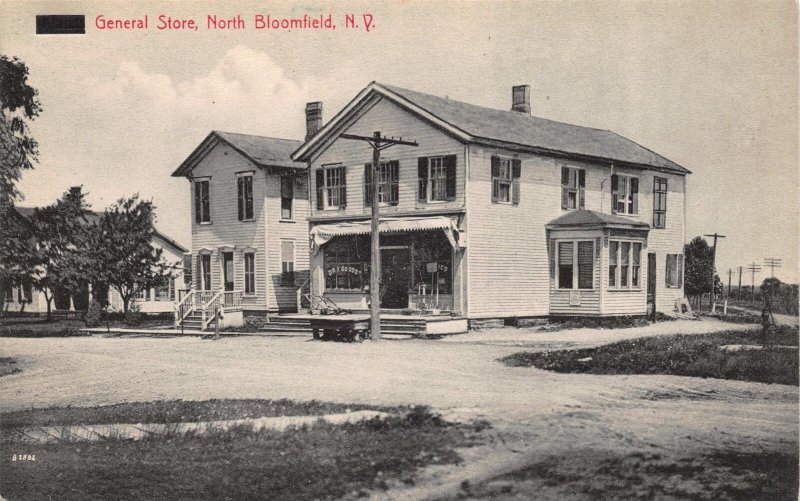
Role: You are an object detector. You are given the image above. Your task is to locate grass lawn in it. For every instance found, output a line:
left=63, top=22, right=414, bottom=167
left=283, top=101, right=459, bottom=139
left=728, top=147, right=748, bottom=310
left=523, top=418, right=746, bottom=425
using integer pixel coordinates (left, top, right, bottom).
left=501, top=326, right=799, bottom=385
left=461, top=449, right=799, bottom=501
left=0, top=400, right=486, bottom=500
left=0, top=316, right=172, bottom=337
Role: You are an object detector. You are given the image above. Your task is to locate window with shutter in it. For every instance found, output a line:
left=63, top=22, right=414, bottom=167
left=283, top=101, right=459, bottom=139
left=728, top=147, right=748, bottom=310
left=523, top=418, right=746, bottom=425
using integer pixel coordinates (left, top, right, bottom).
left=237, top=174, right=253, bottom=221
left=194, top=179, right=210, bottom=223
left=491, top=156, right=513, bottom=203
left=653, top=177, right=667, bottom=228
left=613, top=174, right=639, bottom=215
left=364, top=161, right=398, bottom=206
left=561, top=166, right=585, bottom=210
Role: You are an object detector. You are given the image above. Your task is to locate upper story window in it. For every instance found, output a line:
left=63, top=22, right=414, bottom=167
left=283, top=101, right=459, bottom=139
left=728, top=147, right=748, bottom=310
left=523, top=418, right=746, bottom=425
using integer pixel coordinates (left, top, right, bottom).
left=315, top=165, right=346, bottom=210
left=608, top=240, right=642, bottom=289
left=364, top=160, right=399, bottom=206
left=281, top=175, right=294, bottom=220
left=194, top=178, right=210, bottom=224
left=561, top=166, right=585, bottom=210
left=653, top=177, right=667, bottom=229
left=666, top=254, right=684, bottom=288
left=237, top=173, right=254, bottom=221
left=557, top=240, right=594, bottom=290
left=491, top=156, right=521, bottom=204
left=418, top=155, right=456, bottom=202
left=612, top=174, right=639, bottom=215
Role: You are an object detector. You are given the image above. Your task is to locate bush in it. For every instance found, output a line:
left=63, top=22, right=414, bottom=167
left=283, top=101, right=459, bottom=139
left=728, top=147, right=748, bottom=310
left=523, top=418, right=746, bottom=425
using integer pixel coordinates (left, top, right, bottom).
left=124, top=303, right=142, bottom=326
left=84, top=300, right=104, bottom=327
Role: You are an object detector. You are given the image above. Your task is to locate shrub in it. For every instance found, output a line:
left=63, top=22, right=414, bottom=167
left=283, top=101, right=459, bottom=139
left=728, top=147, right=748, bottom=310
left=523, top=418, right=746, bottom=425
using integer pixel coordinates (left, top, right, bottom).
left=84, top=300, right=104, bottom=327
left=124, top=303, right=142, bottom=326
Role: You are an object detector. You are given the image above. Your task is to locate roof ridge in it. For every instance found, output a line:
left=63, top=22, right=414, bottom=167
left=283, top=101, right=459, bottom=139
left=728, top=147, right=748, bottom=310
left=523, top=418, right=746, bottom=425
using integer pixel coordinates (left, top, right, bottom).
left=213, top=130, right=302, bottom=143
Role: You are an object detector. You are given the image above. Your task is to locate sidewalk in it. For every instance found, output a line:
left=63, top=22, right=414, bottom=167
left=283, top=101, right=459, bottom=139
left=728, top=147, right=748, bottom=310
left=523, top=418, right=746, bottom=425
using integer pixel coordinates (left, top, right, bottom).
left=438, top=317, right=759, bottom=349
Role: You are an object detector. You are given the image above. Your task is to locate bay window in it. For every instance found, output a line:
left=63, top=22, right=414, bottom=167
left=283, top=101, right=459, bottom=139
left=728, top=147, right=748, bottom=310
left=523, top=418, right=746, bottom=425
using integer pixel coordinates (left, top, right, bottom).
left=608, top=240, right=642, bottom=289
left=557, top=240, right=594, bottom=290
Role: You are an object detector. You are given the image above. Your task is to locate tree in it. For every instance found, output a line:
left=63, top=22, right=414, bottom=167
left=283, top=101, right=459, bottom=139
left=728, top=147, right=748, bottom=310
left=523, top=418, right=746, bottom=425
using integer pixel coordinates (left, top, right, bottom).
left=0, top=55, right=41, bottom=203
left=684, top=236, right=714, bottom=301
left=31, top=187, right=92, bottom=319
left=87, top=195, right=174, bottom=314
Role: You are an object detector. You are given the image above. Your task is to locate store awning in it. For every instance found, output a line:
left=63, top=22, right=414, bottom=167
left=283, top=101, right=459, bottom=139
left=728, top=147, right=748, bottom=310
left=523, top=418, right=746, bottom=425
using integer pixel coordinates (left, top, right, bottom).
left=311, top=216, right=464, bottom=251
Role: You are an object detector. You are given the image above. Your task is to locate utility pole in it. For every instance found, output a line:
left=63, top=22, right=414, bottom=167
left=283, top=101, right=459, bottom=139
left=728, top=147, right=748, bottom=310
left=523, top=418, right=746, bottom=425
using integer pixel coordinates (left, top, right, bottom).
left=703, top=233, right=726, bottom=310
left=764, top=257, right=782, bottom=278
left=340, top=132, right=418, bottom=341
left=746, top=261, right=762, bottom=304
left=727, top=268, right=732, bottom=297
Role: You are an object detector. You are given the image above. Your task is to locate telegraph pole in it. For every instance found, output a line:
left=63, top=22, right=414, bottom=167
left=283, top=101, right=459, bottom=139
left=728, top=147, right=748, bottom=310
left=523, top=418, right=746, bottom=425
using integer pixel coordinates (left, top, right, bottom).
left=764, top=257, right=782, bottom=278
left=340, top=132, right=418, bottom=341
left=746, top=261, right=762, bottom=304
left=737, top=266, right=742, bottom=299
left=703, top=233, right=726, bottom=309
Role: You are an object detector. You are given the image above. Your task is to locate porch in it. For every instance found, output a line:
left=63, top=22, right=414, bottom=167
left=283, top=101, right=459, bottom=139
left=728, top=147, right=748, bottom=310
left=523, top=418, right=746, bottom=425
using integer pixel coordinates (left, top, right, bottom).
left=307, top=215, right=466, bottom=316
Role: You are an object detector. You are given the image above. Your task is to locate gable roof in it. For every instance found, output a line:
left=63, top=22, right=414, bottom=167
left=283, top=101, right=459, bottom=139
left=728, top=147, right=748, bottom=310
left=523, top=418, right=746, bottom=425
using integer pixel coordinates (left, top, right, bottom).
left=292, top=82, right=690, bottom=175
left=172, top=130, right=304, bottom=177
left=14, top=207, right=188, bottom=254
left=546, top=209, right=650, bottom=230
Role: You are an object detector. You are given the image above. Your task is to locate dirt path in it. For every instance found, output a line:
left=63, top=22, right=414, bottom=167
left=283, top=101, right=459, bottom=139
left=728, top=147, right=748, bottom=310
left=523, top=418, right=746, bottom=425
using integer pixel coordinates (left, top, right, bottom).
left=1, top=318, right=796, bottom=499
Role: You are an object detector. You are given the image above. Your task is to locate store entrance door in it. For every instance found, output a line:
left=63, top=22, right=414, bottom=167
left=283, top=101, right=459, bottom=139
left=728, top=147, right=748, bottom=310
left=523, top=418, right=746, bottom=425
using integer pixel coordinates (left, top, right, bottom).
left=380, top=248, right=410, bottom=308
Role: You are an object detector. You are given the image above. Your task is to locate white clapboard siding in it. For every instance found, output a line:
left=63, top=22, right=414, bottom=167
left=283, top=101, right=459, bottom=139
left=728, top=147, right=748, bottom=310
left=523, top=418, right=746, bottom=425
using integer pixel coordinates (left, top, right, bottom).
left=310, top=98, right=466, bottom=217
left=264, top=169, right=311, bottom=312
left=190, top=143, right=268, bottom=310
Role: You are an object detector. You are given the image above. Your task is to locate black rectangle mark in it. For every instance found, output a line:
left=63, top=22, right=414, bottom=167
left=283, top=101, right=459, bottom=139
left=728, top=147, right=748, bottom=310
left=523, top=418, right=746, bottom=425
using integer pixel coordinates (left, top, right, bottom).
left=36, top=15, right=85, bottom=35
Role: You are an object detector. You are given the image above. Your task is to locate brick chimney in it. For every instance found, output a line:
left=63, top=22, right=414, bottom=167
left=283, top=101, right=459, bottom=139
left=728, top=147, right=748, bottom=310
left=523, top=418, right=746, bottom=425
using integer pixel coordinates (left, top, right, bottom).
left=511, top=85, right=531, bottom=114
left=305, top=101, right=323, bottom=140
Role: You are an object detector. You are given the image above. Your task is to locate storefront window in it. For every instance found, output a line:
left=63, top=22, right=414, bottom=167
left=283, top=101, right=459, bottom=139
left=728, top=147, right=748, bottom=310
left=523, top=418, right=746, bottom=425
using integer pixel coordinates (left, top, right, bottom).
left=323, top=236, right=370, bottom=292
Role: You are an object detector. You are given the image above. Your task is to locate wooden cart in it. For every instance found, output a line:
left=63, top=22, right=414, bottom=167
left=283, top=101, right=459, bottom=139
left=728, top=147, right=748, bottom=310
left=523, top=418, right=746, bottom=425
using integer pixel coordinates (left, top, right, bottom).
left=310, top=314, right=371, bottom=342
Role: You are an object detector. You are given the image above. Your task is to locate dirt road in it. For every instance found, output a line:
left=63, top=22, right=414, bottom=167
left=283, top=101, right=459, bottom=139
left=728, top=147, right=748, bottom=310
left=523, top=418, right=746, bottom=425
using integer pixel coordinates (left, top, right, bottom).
left=1, top=318, right=796, bottom=499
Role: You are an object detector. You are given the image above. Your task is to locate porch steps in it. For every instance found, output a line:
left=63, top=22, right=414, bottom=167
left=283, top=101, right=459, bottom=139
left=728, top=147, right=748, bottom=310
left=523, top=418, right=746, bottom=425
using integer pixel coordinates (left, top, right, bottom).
left=264, top=315, right=429, bottom=337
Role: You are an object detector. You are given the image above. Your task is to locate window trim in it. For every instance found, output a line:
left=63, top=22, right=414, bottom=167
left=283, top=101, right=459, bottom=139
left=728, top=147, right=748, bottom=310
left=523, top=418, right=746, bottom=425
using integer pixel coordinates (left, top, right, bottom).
left=555, top=239, right=596, bottom=291
left=653, top=176, right=668, bottom=229
left=318, top=164, right=346, bottom=210
left=193, top=177, right=211, bottom=224
left=665, top=253, right=684, bottom=289
left=612, top=174, right=639, bottom=216
left=281, top=239, right=296, bottom=286
left=236, top=172, right=254, bottom=222
left=280, top=174, right=294, bottom=220
left=243, top=251, right=256, bottom=296
left=364, top=160, right=399, bottom=207
left=561, top=166, right=586, bottom=210
left=608, top=239, right=643, bottom=291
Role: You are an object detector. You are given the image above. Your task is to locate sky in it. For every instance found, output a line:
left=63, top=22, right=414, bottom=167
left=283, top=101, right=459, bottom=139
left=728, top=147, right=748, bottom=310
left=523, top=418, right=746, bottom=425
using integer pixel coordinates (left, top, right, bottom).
left=2, top=0, right=798, bottom=283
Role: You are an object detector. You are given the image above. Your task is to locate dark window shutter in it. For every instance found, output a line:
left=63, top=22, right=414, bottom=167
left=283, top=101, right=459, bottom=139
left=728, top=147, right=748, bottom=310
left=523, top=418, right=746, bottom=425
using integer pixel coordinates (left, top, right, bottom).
left=630, top=178, right=639, bottom=214
left=417, top=157, right=428, bottom=202
left=390, top=161, right=399, bottom=206
left=578, top=169, right=586, bottom=209
left=491, top=156, right=500, bottom=202
left=237, top=177, right=244, bottom=221
left=611, top=174, right=619, bottom=213
left=194, top=182, right=202, bottom=223
left=339, top=168, right=347, bottom=207
left=511, top=158, right=521, bottom=205
left=444, top=155, right=457, bottom=200
left=315, top=170, right=324, bottom=210
left=364, top=164, right=373, bottom=206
